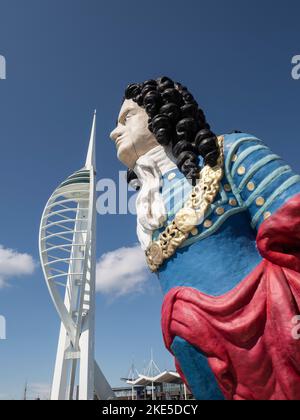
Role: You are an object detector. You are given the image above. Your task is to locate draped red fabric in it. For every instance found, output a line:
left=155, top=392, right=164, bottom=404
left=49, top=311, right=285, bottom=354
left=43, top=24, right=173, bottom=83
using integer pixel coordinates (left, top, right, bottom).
left=161, top=193, right=300, bottom=400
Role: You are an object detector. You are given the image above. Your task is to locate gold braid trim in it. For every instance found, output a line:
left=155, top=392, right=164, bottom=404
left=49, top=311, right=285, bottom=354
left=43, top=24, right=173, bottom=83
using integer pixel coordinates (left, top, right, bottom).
left=145, top=136, right=224, bottom=272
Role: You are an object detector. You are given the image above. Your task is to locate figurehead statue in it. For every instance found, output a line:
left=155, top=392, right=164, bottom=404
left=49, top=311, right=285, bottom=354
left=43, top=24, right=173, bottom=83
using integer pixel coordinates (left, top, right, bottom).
left=110, top=77, right=300, bottom=400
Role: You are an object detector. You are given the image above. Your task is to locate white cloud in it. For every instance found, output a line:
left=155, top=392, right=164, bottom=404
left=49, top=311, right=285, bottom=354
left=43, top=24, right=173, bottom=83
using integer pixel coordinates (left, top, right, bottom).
left=27, top=383, right=51, bottom=400
left=96, top=244, right=150, bottom=297
left=0, top=244, right=36, bottom=288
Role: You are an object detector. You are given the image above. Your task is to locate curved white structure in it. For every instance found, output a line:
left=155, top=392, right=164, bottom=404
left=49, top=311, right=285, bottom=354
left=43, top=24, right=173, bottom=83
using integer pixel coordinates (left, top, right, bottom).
left=39, top=112, right=114, bottom=400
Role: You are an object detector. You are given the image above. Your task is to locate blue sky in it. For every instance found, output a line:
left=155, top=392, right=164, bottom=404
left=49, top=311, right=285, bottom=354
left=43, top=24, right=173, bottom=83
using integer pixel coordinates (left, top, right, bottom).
left=0, top=0, right=300, bottom=399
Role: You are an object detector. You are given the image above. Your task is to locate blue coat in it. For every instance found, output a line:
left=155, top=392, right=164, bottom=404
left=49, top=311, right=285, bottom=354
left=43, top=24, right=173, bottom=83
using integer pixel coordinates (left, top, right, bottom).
left=154, top=132, right=300, bottom=399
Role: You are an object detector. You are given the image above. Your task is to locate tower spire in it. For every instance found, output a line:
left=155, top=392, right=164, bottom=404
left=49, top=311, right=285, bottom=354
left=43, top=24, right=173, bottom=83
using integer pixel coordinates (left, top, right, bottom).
left=85, top=110, right=96, bottom=169
left=39, top=111, right=114, bottom=400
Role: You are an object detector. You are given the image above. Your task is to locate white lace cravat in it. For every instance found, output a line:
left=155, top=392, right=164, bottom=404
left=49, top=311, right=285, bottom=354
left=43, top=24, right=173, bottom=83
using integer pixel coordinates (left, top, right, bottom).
left=133, top=145, right=177, bottom=250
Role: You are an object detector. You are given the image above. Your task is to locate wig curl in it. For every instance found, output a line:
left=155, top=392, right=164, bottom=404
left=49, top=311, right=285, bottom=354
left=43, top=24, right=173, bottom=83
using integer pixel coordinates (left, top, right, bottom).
left=125, top=76, right=220, bottom=186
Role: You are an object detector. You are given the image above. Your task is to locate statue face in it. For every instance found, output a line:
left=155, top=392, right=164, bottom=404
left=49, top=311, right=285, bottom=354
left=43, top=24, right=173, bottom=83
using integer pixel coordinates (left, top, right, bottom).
left=110, top=99, right=159, bottom=169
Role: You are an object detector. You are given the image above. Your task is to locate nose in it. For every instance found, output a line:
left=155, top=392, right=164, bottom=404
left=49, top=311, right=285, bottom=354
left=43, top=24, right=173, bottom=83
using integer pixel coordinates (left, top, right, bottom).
left=110, top=124, right=123, bottom=142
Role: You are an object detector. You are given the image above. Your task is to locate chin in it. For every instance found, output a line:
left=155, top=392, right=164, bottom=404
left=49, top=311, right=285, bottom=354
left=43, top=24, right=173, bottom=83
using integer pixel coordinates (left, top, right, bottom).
left=117, top=146, right=135, bottom=169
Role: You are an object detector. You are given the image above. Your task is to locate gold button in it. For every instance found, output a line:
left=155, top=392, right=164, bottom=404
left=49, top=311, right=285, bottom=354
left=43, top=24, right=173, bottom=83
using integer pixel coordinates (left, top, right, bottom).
left=216, top=207, right=225, bottom=215
left=167, top=172, right=176, bottom=181
left=256, top=197, right=265, bottom=206
left=204, top=219, right=213, bottom=228
left=191, top=227, right=198, bottom=236
left=247, top=182, right=255, bottom=191
left=237, top=166, right=246, bottom=175
left=231, top=154, right=237, bottom=162
left=264, top=211, right=272, bottom=220
left=224, top=184, right=231, bottom=192
left=229, top=198, right=237, bottom=206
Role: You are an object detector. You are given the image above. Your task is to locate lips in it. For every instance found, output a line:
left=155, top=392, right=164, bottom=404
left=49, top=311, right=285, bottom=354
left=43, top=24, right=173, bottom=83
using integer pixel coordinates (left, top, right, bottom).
left=116, top=135, right=124, bottom=147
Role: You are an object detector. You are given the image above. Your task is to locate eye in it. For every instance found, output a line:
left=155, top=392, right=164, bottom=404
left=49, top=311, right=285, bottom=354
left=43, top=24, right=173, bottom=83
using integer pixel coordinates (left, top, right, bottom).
left=125, top=112, right=132, bottom=122
left=120, top=110, right=135, bottom=125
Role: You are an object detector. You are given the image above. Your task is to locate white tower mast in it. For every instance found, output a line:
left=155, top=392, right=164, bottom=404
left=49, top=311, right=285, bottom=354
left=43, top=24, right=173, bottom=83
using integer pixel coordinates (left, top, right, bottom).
left=39, top=112, right=114, bottom=400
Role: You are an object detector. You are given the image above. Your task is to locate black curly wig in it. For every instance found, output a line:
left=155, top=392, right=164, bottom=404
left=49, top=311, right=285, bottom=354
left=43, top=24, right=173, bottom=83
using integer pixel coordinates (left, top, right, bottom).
left=124, top=76, right=220, bottom=187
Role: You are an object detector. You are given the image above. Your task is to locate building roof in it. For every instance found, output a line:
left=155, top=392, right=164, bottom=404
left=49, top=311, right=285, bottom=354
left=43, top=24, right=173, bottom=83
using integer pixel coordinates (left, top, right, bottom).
left=126, top=370, right=182, bottom=386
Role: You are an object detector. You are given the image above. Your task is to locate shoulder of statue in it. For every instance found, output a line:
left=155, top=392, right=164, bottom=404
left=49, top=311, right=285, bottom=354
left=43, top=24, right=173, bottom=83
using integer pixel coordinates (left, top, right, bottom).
left=221, top=132, right=264, bottom=183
